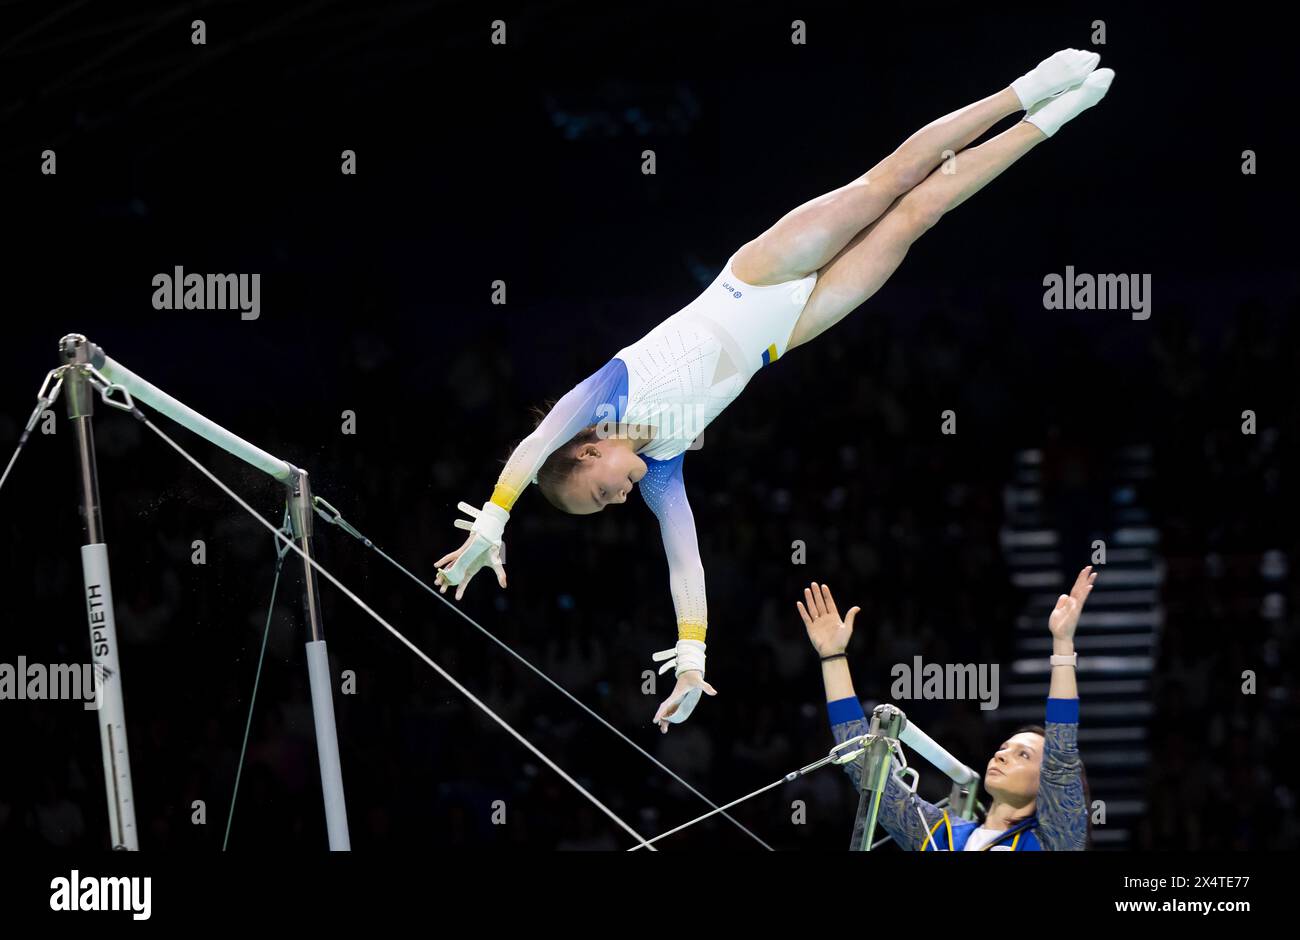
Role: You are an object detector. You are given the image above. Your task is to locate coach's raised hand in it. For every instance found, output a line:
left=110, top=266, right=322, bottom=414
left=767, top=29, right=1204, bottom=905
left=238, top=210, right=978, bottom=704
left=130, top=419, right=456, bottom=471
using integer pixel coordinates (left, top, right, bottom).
left=434, top=500, right=509, bottom=601
left=797, top=582, right=862, bottom=705
left=797, top=581, right=860, bottom=657
left=1048, top=565, right=1096, bottom=644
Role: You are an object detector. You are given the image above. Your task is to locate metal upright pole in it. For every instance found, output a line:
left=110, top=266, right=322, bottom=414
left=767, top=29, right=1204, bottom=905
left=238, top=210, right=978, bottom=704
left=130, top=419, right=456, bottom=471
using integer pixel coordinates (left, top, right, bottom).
left=849, top=704, right=905, bottom=852
left=58, top=334, right=139, bottom=850
left=286, top=468, right=351, bottom=850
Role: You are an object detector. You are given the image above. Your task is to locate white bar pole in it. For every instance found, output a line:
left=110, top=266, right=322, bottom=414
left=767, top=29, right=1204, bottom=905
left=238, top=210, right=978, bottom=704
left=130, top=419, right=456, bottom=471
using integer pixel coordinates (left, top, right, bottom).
left=899, top=721, right=981, bottom=786
left=97, top=355, right=295, bottom=484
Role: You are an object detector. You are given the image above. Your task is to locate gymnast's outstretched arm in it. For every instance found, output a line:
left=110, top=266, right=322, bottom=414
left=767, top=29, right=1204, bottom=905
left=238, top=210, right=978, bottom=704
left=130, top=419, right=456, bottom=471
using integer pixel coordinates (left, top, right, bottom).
left=638, top=454, right=707, bottom=641
left=435, top=358, right=627, bottom=598
left=639, top=454, right=718, bottom=732
left=797, top=581, right=946, bottom=851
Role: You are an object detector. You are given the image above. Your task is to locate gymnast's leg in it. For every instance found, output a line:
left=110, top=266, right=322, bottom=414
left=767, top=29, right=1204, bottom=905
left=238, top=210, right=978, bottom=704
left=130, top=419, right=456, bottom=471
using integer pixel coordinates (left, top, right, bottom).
left=731, top=49, right=1101, bottom=287
left=784, top=68, right=1115, bottom=352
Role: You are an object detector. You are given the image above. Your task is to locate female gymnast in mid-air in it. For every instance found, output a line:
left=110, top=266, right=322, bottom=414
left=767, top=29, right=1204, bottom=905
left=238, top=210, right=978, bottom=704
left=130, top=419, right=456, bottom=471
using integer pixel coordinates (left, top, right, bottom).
left=435, top=50, right=1115, bottom=732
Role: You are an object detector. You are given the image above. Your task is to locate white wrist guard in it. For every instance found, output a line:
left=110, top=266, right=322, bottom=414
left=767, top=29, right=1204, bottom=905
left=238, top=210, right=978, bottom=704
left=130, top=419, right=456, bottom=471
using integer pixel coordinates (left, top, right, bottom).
left=652, top=639, right=706, bottom=678
left=459, top=500, right=509, bottom=545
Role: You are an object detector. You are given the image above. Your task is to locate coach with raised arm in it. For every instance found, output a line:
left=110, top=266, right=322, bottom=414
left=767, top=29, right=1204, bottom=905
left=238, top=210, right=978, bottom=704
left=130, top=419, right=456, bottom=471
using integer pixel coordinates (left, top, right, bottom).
left=797, top=567, right=1096, bottom=851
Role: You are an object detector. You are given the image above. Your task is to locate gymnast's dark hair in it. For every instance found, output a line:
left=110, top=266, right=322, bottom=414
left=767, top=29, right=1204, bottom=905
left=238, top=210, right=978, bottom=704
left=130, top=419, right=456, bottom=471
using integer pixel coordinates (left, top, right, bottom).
left=499, top=400, right=600, bottom=511
left=994, top=723, right=1094, bottom=849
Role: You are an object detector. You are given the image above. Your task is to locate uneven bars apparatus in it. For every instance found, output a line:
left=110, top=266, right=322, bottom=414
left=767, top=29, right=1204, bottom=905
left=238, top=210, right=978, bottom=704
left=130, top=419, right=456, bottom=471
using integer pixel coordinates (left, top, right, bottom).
left=847, top=703, right=981, bottom=851
left=57, top=333, right=350, bottom=850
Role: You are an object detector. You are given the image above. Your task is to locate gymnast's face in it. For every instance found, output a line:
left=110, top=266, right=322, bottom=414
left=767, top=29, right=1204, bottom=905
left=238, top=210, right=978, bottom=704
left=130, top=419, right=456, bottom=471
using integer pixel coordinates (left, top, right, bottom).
left=983, top=731, right=1043, bottom=803
left=560, top=441, right=648, bottom=514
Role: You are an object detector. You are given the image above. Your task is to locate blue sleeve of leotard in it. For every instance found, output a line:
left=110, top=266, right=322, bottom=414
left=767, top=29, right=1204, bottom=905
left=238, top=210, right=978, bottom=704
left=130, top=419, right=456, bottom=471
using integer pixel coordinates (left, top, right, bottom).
left=638, top=453, right=708, bottom=642
left=492, top=358, right=628, bottom=510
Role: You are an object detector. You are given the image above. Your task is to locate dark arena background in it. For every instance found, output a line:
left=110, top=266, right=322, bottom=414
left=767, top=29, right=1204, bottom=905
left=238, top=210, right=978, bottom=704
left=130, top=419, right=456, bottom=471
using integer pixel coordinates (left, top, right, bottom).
left=0, top=0, right=1296, bottom=921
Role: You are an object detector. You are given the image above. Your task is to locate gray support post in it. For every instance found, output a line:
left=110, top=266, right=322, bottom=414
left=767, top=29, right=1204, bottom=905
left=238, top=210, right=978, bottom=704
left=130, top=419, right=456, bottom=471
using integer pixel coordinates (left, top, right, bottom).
left=287, top=468, right=351, bottom=850
left=59, top=334, right=139, bottom=850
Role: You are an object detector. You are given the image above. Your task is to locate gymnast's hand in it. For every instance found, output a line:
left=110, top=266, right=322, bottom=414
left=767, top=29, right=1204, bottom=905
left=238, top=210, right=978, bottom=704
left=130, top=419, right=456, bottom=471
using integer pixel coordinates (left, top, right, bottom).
left=434, top=500, right=509, bottom=601
left=653, top=671, right=717, bottom=734
left=1048, top=565, right=1096, bottom=643
left=797, top=581, right=860, bottom=657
